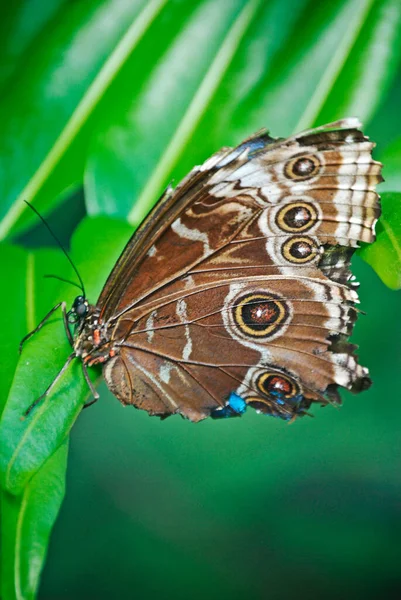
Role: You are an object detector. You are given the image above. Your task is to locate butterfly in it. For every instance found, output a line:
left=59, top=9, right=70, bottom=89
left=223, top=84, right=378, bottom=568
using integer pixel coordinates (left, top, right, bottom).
left=22, top=118, right=382, bottom=422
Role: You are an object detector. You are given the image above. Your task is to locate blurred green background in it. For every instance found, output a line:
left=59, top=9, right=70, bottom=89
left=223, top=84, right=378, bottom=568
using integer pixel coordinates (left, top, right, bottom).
left=1, top=0, right=401, bottom=598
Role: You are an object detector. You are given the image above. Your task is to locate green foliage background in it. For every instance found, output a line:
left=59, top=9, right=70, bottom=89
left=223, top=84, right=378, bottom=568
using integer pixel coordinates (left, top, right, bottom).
left=0, top=0, right=401, bottom=598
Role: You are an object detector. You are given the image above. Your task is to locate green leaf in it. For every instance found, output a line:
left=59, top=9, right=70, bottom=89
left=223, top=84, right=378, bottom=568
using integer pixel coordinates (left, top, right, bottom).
left=0, top=239, right=70, bottom=599
left=0, top=0, right=168, bottom=239
left=0, top=1, right=66, bottom=92
left=85, top=0, right=261, bottom=221
left=214, top=0, right=401, bottom=138
left=0, top=441, right=68, bottom=600
left=311, top=0, right=401, bottom=128
left=358, top=192, right=401, bottom=289
left=0, top=245, right=30, bottom=416
left=0, top=217, right=132, bottom=495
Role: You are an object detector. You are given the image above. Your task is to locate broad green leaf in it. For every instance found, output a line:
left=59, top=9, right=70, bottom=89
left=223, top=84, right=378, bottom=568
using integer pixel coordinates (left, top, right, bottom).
left=0, top=1, right=66, bottom=92
left=0, top=245, right=29, bottom=415
left=85, top=0, right=260, bottom=220
left=0, top=0, right=168, bottom=239
left=0, top=441, right=68, bottom=600
left=0, top=217, right=132, bottom=494
left=218, top=0, right=401, bottom=137
left=311, top=0, right=401, bottom=127
left=0, top=237, right=68, bottom=600
left=243, top=0, right=379, bottom=133
left=358, top=192, right=401, bottom=289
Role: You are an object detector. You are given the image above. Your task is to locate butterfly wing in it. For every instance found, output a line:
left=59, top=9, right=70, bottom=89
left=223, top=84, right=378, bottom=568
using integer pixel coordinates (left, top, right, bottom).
left=99, top=119, right=381, bottom=421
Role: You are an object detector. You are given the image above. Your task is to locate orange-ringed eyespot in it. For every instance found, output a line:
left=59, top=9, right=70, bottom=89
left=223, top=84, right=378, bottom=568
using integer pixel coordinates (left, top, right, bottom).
left=256, top=372, right=300, bottom=399
left=233, top=293, right=290, bottom=339
left=281, top=236, right=319, bottom=264
left=276, top=201, right=318, bottom=233
left=284, top=154, right=321, bottom=180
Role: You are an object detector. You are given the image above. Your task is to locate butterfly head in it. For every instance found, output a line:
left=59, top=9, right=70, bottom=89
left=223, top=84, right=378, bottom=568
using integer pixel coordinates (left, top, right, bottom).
left=67, top=295, right=89, bottom=325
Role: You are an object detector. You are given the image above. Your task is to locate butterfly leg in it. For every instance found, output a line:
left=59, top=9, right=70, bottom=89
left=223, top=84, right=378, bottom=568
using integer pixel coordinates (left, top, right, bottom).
left=20, top=301, right=74, bottom=353
left=61, top=301, right=74, bottom=346
left=23, top=351, right=76, bottom=417
left=81, top=361, right=100, bottom=409
left=20, top=301, right=64, bottom=353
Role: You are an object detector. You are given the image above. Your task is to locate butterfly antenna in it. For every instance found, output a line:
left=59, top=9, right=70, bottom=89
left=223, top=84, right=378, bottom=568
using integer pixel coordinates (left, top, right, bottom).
left=44, top=274, right=84, bottom=291
left=24, top=201, right=86, bottom=297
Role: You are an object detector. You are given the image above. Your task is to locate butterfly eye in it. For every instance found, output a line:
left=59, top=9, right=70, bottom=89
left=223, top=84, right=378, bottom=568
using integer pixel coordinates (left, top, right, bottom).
left=233, top=293, right=290, bottom=339
left=281, top=236, right=319, bottom=264
left=276, top=201, right=318, bottom=233
left=75, top=301, right=88, bottom=317
left=284, top=154, right=321, bottom=180
left=68, top=295, right=88, bottom=323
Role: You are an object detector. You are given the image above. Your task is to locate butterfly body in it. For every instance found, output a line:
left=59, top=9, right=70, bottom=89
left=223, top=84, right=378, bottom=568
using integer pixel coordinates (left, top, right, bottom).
left=73, top=307, right=112, bottom=366
left=32, top=118, right=382, bottom=423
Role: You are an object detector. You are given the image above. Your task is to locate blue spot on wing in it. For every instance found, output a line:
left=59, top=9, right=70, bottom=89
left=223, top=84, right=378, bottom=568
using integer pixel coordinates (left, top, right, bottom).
left=211, top=393, right=247, bottom=419
left=228, top=392, right=247, bottom=413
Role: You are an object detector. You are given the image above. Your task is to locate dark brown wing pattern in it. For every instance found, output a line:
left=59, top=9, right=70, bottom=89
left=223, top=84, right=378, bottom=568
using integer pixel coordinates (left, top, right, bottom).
left=97, top=118, right=381, bottom=422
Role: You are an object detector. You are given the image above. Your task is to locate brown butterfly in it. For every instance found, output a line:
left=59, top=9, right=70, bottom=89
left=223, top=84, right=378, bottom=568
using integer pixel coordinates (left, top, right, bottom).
left=22, top=118, right=382, bottom=422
